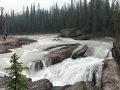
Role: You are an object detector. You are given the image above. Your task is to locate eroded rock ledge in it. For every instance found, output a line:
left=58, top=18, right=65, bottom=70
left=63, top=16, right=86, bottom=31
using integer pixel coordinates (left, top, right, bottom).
left=0, top=37, right=37, bottom=54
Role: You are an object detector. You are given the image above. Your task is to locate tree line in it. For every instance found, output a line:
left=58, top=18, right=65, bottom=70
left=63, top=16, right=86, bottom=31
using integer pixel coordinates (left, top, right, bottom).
left=4, top=0, right=120, bottom=35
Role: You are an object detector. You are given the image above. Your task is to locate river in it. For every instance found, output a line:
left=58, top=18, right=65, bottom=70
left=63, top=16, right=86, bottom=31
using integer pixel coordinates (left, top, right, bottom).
left=0, top=34, right=113, bottom=86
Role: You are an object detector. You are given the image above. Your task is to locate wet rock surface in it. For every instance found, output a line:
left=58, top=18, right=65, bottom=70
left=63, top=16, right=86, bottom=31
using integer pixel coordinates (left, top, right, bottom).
left=72, top=45, right=88, bottom=59
left=48, top=44, right=79, bottom=64
left=44, top=43, right=79, bottom=51
left=31, top=79, right=53, bottom=90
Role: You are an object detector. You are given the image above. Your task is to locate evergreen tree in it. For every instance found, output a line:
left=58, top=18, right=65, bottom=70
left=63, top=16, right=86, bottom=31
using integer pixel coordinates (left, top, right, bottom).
left=4, top=0, right=120, bottom=35
left=26, top=6, right=29, bottom=33
left=83, top=0, right=88, bottom=26
left=4, top=53, right=29, bottom=90
left=113, top=1, right=120, bottom=34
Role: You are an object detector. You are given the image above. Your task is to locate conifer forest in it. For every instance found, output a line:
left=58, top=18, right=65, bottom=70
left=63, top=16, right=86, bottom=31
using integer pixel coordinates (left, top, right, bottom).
left=4, top=0, right=120, bottom=35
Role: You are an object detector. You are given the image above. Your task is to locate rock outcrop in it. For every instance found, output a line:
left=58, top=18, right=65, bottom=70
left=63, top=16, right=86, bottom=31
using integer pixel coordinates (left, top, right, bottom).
left=31, top=79, right=53, bottom=90
left=112, top=41, right=120, bottom=66
left=0, top=38, right=37, bottom=54
left=61, top=28, right=83, bottom=37
left=101, top=59, right=120, bottom=90
left=65, top=81, right=94, bottom=90
left=30, top=44, right=79, bottom=71
left=44, top=43, right=79, bottom=51
left=72, top=45, right=88, bottom=59
left=60, top=28, right=90, bottom=40
left=48, top=44, right=78, bottom=64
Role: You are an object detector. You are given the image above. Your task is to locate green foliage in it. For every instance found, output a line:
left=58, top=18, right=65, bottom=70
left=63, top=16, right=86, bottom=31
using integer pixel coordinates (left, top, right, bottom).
left=102, top=57, right=107, bottom=69
left=4, top=53, right=29, bottom=90
left=82, top=84, right=88, bottom=90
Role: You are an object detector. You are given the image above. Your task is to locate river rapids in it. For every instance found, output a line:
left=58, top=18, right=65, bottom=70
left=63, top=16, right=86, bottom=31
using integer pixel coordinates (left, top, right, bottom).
left=0, top=35, right=113, bottom=86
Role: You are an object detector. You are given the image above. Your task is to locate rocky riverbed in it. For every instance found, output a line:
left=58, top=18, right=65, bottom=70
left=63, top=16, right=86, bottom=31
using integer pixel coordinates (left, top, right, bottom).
left=0, top=35, right=119, bottom=90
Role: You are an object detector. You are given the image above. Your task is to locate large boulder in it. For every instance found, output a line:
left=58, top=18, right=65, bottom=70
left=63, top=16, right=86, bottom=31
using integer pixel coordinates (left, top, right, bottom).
left=72, top=45, right=88, bottom=59
left=65, top=81, right=94, bottom=90
left=61, top=28, right=83, bottom=37
left=29, top=44, right=79, bottom=71
left=31, top=79, right=53, bottom=90
left=48, top=44, right=78, bottom=64
left=101, top=59, right=120, bottom=90
left=83, top=47, right=94, bottom=57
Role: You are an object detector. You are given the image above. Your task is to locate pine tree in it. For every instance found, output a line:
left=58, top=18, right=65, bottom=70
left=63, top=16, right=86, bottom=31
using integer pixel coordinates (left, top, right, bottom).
left=113, top=1, right=120, bottom=34
left=4, top=53, right=29, bottom=90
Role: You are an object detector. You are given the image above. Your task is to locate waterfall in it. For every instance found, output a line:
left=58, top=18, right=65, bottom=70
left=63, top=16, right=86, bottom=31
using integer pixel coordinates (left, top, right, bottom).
left=0, top=35, right=113, bottom=86
left=27, top=57, right=53, bottom=76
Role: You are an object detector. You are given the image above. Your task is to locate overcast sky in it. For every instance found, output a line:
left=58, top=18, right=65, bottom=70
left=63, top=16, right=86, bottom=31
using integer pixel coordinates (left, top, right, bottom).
left=0, top=0, right=72, bottom=13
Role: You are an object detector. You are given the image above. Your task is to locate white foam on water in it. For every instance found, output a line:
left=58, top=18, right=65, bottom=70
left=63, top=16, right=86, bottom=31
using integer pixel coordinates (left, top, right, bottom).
left=0, top=35, right=113, bottom=86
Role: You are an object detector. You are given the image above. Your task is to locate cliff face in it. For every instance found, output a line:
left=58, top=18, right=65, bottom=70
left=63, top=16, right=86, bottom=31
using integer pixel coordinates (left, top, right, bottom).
left=101, top=59, right=120, bottom=90
left=100, top=41, right=120, bottom=90
left=112, top=41, right=120, bottom=66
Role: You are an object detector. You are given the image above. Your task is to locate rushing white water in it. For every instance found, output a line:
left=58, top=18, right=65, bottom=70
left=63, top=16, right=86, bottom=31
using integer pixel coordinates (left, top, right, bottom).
left=0, top=34, right=113, bottom=86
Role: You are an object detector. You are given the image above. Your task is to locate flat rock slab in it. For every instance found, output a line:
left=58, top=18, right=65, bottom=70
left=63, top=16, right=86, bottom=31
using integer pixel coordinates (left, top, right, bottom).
left=48, top=44, right=79, bottom=64
left=0, top=37, right=37, bottom=54
left=44, top=43, right=80, bottom=51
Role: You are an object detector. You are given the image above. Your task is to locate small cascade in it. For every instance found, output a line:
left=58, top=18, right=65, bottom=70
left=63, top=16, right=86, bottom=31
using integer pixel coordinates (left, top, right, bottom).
left=27, top=57, right=53, bottom=76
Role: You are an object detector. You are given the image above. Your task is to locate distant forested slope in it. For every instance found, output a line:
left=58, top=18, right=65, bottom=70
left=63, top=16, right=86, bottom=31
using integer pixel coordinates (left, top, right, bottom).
left=5, top=0, right=120, bottom=35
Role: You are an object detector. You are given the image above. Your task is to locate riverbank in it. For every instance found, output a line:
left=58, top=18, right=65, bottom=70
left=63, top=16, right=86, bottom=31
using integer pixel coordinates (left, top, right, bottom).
left=0, top=36, right=37, bottom=54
